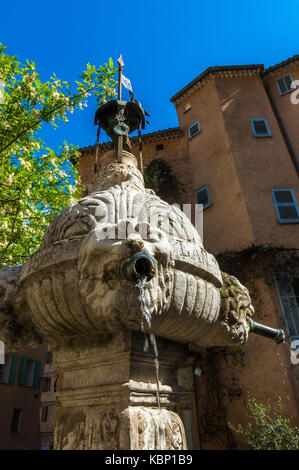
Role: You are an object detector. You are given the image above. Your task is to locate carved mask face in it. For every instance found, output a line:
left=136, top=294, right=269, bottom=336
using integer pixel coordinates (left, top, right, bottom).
left=78, top=219, right=174, bottom=333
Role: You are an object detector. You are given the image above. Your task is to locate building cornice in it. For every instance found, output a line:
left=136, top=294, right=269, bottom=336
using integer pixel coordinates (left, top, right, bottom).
left=79, top=127, right=184, bottom=157
left=170, top=65, right=264, bottom=105
left=264, top=55, right=299, bottom=78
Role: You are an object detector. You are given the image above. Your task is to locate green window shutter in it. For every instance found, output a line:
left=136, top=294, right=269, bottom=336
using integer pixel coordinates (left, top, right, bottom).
left=33, top=360, right=42, bottom=388
left=8, top=354, right=19, bottom=384
left=18, top=357, right=28, bottom=386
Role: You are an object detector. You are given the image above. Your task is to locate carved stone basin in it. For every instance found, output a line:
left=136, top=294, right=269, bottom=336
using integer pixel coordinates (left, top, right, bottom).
left=19, top=150, right=241, bottom=348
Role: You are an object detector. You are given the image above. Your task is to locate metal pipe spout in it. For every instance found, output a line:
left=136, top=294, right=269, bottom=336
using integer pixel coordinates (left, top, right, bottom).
left=121, top=253, right=157, bottom=283
left=249, top=319, right=285, bottom=344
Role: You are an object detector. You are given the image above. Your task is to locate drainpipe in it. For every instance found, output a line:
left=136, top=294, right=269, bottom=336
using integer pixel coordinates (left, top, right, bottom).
left=264, top=84, right=299, bottom=174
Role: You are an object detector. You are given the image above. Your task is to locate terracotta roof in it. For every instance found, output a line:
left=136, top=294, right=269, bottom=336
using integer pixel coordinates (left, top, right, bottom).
left=170, top=64, right=265, bottom=103
left=264, top=55, right=299, bottom=75
left=79, top=126, right=184, bottom=155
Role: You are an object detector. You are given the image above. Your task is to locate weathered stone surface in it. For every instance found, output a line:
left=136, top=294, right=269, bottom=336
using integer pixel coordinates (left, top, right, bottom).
left=120, top=407, right=187, bottom=450
left=11, top=151, right=252, bottom=347
left=52, top=331, right=196, bottom=450
left=0, top=149, right=255, bottom=450
left=0, top=266, right=42, bottom=351
left=55, top=409, right=120, bottom=450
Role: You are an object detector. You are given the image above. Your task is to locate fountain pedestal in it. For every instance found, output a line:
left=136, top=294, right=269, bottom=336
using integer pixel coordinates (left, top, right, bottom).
left=53, top=331, right=197, bottom=450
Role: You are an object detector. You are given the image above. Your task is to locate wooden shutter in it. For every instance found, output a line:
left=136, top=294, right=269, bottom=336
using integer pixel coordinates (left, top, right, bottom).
left=198, top=188, right=209, bottom=206
left=196, top=185, right=210, bottom=209
left=188, top=121, right=200, bottom=138
left=277, top=77, right=287, bottom=94
left=33, top=360, right=42, bottom=388
left=272, top=189, right=299, bottom=222
left=8, top=354, right=19, bottom=384
left=284, top=74, right=293, bottom=91
left=18, top=357, right=28, bottom=386
left=251, top=119, right=270, bottom=136
left=277, top=74, right=295, bottom=95
left=275, top=272, right=299, bottom=340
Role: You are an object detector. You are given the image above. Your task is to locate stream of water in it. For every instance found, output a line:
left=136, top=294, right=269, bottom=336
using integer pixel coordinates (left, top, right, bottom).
left=138, top=277, right=161, bottom=409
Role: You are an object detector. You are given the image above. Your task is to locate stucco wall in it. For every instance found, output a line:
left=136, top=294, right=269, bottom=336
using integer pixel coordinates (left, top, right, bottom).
left=215, top=75, right=299, bottom=250
left=0, top=344, right=47, bottom=450
left=265, top=63, right=299, bottom=168
left=174, top=80, right=255, bottom=254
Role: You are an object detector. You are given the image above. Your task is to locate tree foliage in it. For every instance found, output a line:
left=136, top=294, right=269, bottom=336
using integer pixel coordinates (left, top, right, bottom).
left=230, top=394, right=299, bottom=450
left=0, top=44, right=117, bottom=267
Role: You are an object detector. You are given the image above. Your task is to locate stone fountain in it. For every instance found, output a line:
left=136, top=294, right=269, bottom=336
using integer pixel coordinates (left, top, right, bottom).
left=0, top=95, right=284, bottom=450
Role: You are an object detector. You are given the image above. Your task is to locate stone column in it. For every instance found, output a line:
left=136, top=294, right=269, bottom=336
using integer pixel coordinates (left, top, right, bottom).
left=53, top=331, right=198, bottom=450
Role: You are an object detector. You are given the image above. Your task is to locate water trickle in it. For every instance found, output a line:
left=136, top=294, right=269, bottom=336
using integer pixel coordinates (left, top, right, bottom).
left=140, top=322, right=149, bottom=353
left=138, top=277, right=152, bottom=328
left=150, top=332, right=161, bottom=409
left=138, top=277, right=151, bottom=353
left=138, top=277, right=161, bottom=409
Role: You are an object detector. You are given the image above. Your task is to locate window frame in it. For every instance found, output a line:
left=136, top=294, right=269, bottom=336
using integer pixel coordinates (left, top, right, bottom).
left=251, top=118, right=271, bottom=137
left=11, top=408, right=22, bottom=433
left=271, top=188, right=299, bottom=223
left=276, top=73, right=296, bottom=96
left=43, top=376, right=51, bottom=393
left=188, top=121, right=200, bottom=139
left=274, top=272, right=299, bottom=343
left=195, top=184, right=211, bottom=210
left=41, top=406, right=48, bottom=423
left=0, top=354, right=19, bottom=384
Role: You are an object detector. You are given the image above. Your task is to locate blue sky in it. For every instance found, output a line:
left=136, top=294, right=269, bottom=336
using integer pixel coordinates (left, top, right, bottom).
left=2, top=0, right=299, bottom=151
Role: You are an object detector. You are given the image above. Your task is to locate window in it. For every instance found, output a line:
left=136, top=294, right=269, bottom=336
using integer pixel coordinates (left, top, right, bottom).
left=274, top=273, right=299, bottom=342
left=251, top=119, right=271, bottom=137
left=11, top=409, right=22, bottom=433
left=271, top=189, right=299, bottom=223
left=276, top=74, right=296, bottom=95
left=43, top=377, right=51, bottom=392
left=188, top=121, right=200, bottom=139
left=46, top=351, right=53, bottom=364
left=156, top=144, right=163, bottom=151
left=19, top=358, right=42, bottom=387
left=183, top=103, right=191, bottom=113
left=195, top=185, right=211, bottom=210
left=0, top=354, right=18, bottom=384
left=41, top=407, right=48, bottom=422
left=0, top=340, right=4, bottom=365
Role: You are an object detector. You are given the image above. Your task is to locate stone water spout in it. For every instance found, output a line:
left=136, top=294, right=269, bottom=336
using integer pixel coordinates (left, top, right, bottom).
left=0, top=95, right=285, bottom=450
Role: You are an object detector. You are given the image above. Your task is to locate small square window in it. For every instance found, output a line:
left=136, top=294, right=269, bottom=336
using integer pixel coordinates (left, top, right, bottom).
left=11, top=409, right=22, bottom=433
left=41, top=407, right=48, bottom=422
left=156, top=144, right=163, bottom=151
left=195, top=185, right=211, bottom=210
left=251, top=119, right=271, bottom=137
left=43, top=377, right=51, bottom=392
left=271, top=189, right=299, bottom=223
left=276, top=74, right=296, bottom=95
left=274, top=272, right=299, bottom=342
left=188, top=121, right=200, bottom=139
